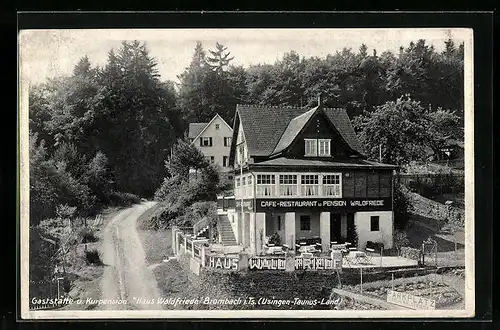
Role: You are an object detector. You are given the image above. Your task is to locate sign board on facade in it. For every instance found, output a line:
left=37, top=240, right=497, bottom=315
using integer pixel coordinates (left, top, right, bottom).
left=207, top=255, right=342, bottom=271
left=295, top=257, right=341, bottom=270
left=207, top=256, right=239, bottom=271
left=249, top=257, right=286, bottom=270
left=254, top=198, right=392, bottom=212
left=247, top=256, right=342, bottom=271
left=235, top=199, right=254, bottom=212
left=386, top=290, right=436, bottom=310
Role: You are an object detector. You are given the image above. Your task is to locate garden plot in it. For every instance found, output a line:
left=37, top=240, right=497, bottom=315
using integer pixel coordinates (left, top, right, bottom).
left=344, top=275, right=462, bottom=309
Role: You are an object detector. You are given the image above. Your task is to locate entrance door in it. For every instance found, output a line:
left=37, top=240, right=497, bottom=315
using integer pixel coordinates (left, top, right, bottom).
left=330, top=213, right=342, bottom=243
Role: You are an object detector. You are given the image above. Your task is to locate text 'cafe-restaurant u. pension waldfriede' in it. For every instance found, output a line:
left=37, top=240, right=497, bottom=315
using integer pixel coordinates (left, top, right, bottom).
left=222, top=101, right=398, bottom=256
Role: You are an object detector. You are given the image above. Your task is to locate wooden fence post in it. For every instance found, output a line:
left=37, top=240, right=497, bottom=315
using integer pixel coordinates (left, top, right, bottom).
left=201, top=246, right=206, bottom=267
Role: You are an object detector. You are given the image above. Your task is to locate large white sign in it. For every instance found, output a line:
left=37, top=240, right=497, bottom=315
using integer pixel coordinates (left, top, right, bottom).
left=386, top=289, right=436, bottom=310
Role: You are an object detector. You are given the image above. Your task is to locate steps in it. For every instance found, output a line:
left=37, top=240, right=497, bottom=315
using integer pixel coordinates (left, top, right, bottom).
left=218, top=215, right=237, bottom=245
left=194, top=226, right=209, bottom=239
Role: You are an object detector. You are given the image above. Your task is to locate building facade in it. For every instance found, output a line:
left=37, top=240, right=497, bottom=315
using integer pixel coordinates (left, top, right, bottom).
left=188, top=113, right=234, bottom=182
left=224, top=103, right=398, bottom=255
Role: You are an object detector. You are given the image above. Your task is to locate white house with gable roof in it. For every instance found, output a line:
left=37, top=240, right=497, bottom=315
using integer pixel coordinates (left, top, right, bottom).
left=188, top=113, right=234, bottom=183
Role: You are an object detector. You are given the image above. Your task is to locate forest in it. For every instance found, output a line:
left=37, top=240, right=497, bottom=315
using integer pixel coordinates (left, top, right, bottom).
left=28, top=39, right=464, bottom=292
left=29, top=38, right=464, bottom=223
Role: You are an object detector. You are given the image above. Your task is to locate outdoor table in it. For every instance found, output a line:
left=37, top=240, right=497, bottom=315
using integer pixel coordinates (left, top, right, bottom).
left=267, top=246, right=284, bottom=254
left=353, top=251, right=371, bottom=264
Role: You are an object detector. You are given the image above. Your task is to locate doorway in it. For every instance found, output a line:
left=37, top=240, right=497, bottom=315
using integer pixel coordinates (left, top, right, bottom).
left=330, top=213, right=342, bottom=243
left=346, top=213, right=357, bottom=246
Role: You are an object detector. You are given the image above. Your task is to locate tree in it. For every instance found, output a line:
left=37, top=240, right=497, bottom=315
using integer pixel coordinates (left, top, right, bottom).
left=393, top=182, right=411, bottom=230
left=354, top=95, right=431, bottom=165
left=94, top=41, right=180, bottom=196
left=177, top=42, right=213, bottom=123
left=426, top=108, right=462, bottom=160
left=205, top=42, right=234, bottom=73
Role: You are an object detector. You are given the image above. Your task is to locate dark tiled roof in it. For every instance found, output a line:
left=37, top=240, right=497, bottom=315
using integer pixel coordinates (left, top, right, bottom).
left=251, top=157, right=398, bottom=169
left=237, top=105, right=306, bottom=156
left=323, top=108, right=364, bottom=154
left=236, top=104, right=365, bottom=157
left=273, top=107, right=318, bottom=154
left=188, top=122, right=208, bottom=139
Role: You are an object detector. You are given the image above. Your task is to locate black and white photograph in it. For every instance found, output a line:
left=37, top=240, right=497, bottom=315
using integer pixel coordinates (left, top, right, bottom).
left=18, top=26, right=474, bottom=318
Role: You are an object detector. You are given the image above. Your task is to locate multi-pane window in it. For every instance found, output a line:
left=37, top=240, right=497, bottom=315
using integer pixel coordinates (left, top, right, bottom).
left=223, top=156, right=228, bottom=167
left=256, top=174, right=276, bottom=196
left=304, top=139, right=317, bottom=156
left=279, top=174, right=298, bottom=196
left=215, top=124, right=220, bottom=130
left=201, top=137, right=212, bottom=147
left=318, top=139, right=331, bottom=156
left=224, top=137, right=232, bottom=147
left=301, top=174, right=319, bottom=196
left=323, top=174, right=341, bottom=197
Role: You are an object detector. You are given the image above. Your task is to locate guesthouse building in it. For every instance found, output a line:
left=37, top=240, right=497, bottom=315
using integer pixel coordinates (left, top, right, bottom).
left=223, top=101, right=398, bottom=255
left=188, top=113, right=234, bottom=182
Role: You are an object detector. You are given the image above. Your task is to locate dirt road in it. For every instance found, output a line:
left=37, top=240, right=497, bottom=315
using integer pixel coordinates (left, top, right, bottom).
left=99, top=201, right=164, bottom=310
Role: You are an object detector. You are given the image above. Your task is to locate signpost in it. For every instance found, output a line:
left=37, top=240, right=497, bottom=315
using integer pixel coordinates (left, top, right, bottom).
left=386, top=289, right=436, bottom=310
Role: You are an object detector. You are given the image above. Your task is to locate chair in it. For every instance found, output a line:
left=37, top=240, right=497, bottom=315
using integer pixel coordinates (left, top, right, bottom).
left=364, top=247, right=375, bottom=264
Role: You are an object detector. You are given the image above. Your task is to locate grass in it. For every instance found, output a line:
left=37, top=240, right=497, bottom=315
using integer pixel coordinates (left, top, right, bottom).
left=137, top=228, right=173, bottom=265
left=136, top=201, right=162, bottom=230
left=153, top=260, right=192, bottom=293
left=406, top=218, right=465, bottom=252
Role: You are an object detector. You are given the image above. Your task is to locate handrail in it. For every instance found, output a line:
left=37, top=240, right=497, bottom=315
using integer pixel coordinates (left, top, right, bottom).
left=193, top=217, right=209, bottom=236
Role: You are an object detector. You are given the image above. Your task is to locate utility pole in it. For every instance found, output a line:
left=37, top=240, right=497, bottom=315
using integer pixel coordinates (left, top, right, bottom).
left=379, top=144, right=382, bottom=162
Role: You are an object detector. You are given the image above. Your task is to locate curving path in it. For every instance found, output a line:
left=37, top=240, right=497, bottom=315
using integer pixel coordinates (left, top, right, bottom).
left=99, top=201, right=163, bottom=310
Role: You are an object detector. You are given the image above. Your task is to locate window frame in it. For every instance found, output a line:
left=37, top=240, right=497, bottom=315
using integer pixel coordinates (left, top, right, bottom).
left=256, top=174, right=276, bottom=197
left=300, top=215, right=311, bottom=231
left=215, top=124, right=220, bottom=130
left=318, top=139, right=331, bottom=157
left=279, top=174, right=298, bottom=197
left=304, top=139, right=318, bottom=156
left=370, top=216, right=380, bottom=232
left=301, top=174, right=319, bottom=196
left=201, top=137, right=212, bottom=147
left=322, top=173, right=342, bottom=197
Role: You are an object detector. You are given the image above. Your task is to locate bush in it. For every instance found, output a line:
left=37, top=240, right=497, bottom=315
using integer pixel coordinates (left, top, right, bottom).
left=79, top=227, right=98, bottom=243
left=85, top=249, right=103, bottom=265
left=393, top=229, right=410, bottom=254
left=268, top=232, right=282, bottom=246
left=108, top=190, right=140, bottom=206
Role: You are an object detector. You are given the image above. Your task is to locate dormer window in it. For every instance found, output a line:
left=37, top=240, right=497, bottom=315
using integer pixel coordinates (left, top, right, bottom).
left=304, top=139, right=317, bottom=156
left=305, top=139, right=331, bottom=157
